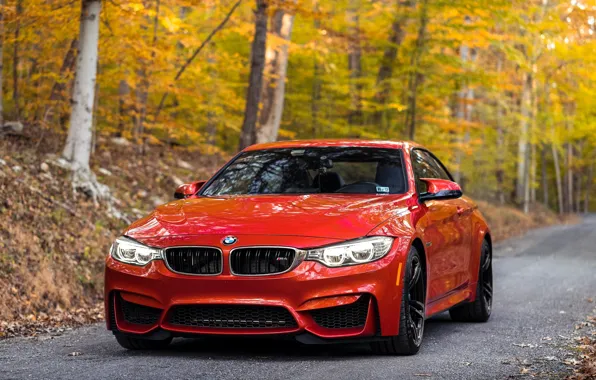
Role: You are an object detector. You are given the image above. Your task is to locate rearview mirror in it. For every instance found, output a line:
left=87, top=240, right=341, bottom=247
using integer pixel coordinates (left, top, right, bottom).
left=419, top=178, right=462, bottom=202
left=174, top=180, right=207, bottom=200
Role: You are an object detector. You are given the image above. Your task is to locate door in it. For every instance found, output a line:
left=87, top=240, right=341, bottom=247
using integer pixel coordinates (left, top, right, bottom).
left=411, top=149, right=471, bottom=301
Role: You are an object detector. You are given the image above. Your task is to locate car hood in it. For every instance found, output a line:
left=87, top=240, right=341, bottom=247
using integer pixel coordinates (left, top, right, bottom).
left=124, top=194, right=410, bottom=241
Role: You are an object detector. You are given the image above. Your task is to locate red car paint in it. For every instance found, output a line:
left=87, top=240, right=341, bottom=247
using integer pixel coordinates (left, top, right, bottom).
left=105, top=140, right=490, bottom=341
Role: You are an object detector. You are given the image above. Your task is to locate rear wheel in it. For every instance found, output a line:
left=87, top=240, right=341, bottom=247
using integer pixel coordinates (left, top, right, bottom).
left=371, top=246, right=425, bottom=355
left=114, top=333, right=172, bottom=350
left=449, top=239, right=492, bottom=322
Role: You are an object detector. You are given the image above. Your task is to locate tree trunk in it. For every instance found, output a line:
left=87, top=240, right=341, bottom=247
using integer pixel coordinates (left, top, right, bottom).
left=372, top=0, right=411, bottom=127
left=12, top=0, right=22, bottom=120
left=585, top=160, right=593, bottom=213
left=117, top=79, right=130, bottom=137
left=238, top=0, right=268, bottom=151
left=566, top=142, right=573, bottom=213
left=494, top=53, right=505, bottom=205
left=516, top=72, right=532, bottom=212
left=347, top=0, right=363, bottom=127
left=541, top=144, right=548, bottom=206
left=40, top=38, right=78, bottom=127
left=62, top=0, right=106, bottom=199
left=552, top=143, right=564, bottom=215
left=311, top=0, right=321, bottom=137
left=0, top=0, right=4, bottom=128
left=135, top=0, right=160, bottom=152
left=453, top=16, right=476, bottom=185
left=529, top=66, right=538, bottom=205
left=575, top=142, right=584, bottom=213
left=546, top=82, right=563, bottom=214
left=256, top=8, right=294, bottom=143
left=404, top=0, right=429, bottom=141
left=206, top=39, right=217, bottom=146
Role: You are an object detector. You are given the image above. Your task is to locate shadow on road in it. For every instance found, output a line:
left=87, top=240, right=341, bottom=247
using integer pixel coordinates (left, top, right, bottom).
left=114, top=313, right=464, bottom=361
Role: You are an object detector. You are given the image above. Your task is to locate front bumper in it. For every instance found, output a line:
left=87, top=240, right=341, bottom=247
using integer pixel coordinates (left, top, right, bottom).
left=104, top=235, right=409, bottom=341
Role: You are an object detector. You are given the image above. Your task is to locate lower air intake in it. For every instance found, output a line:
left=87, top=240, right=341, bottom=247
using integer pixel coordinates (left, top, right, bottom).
left=120, top=296, right=162, bottom=325
left=168, top=304, right=298, bottom=329
left=310, top=295, right=370, bottom=329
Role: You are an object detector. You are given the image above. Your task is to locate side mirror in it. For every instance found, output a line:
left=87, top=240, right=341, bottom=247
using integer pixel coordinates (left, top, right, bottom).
left=419, top=178, right=463, bottom=202
left=174, top=180, right=207, bottom=200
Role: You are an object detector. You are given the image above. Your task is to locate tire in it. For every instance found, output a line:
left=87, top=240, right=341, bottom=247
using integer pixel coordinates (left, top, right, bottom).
left=449, top=239, right=492, bottom=322
left=371, top=246, right=425, bottom=355
left=114, top=333, right=172, bottom=350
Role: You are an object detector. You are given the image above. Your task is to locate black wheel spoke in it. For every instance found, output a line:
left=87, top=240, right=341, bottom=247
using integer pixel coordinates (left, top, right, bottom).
left=483, top=283, right=492, bottom=298
left=409, top=300, right=425, bottom=319
left=409, top=263, right=421, bottom=290
left=482, top=250, right=491, bottom=271
left=406, top=254, right=425, bottom=345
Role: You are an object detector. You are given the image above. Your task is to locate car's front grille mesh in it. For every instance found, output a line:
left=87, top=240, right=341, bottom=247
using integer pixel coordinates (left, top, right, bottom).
left=165, top=247, right=222, bottom=275
left=120, top=297, right=162, bottom=325
left=168, top=304, right=298, bottom=329
left=310, top=295, right=370, bottom=329
left=230, top=248, right=296, bottom=275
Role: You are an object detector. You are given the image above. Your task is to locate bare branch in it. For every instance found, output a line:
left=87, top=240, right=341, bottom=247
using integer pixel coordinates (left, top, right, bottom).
left=154, top=0, right=242, bottom=119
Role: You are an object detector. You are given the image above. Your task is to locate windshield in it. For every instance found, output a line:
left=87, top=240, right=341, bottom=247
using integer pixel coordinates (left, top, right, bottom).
left=201, top=147, right=406, bottom=196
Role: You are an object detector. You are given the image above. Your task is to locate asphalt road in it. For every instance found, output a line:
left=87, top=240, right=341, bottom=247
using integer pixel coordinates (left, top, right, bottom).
left=2, top=216, right=596, bottom=380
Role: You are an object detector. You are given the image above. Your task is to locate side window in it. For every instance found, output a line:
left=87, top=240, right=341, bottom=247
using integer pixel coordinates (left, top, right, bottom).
left=411, top=150, right=452, bottom=193
left=411, top=150, right=429, bottom=193
left=423, top=152, right=452, bottom=181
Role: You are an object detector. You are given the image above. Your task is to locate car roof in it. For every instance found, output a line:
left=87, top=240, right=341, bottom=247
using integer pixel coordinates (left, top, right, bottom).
left=243, top=139, right=423, bottom=152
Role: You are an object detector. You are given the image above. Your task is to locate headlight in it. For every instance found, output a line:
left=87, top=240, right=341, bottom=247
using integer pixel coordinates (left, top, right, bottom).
left=110, top=236, right=162, bottom=266
left=306, top=236, right=394, bottom=267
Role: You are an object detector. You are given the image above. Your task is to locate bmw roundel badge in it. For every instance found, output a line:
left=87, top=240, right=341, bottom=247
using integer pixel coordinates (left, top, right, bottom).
left=222, top=236, right=237, bottom=245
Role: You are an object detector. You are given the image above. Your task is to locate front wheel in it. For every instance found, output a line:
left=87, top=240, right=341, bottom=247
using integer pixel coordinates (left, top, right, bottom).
left=114, top=333, right=172, bottom=350
left=449, top=239, right=492, bottom=322
left=371, top=246, right=426, bottom=355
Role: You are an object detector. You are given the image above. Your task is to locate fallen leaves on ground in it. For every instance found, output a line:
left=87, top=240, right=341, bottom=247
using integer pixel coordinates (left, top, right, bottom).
left=0, top=303, right=103, bottom=339
left=566, top=310, right=596, bottom=379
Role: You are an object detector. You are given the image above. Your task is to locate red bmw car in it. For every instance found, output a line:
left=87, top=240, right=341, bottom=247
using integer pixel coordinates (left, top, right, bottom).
left=105, top=140, right=492, bottom=355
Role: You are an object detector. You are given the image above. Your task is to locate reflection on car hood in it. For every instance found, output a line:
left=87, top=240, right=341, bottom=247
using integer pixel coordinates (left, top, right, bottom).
left=124, top=194, right=410, bottom=240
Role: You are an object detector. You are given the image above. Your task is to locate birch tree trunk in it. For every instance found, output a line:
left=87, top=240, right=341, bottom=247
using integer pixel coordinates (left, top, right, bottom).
left=62, top=0, right=107, bottom=199
left=546, top=82, right=563, bottom=214
left=585, top=160, right=593, bottom=213
left=529, top=66, right=538, bottom=205
left=516, top=72, right=531, bottom=212
left=453, top=16, right=475, bottom=185
left=566, top=137, right=573, bottom=213
left=494, top=53, right=505, bottom=205
left=541, top=145, right=548, bottom=205
left=553, top=143, right=564, bottom=215
left=238, top=0, right=268, bottom=150
left=256, top=9, right=294, bottom=143
left=311, top=0, right=321, bottom=137
left=347, top=0, right=363, bottom=126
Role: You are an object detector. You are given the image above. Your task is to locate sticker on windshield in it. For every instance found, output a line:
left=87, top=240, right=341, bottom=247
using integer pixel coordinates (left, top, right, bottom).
left=376, top=186, right=390, bottom=194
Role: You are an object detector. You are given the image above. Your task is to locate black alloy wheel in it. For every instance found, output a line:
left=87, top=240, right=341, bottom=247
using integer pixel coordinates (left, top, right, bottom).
left=371, top=246, right=426, bottom=355
left=449, top=239, right=492, bottom=322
